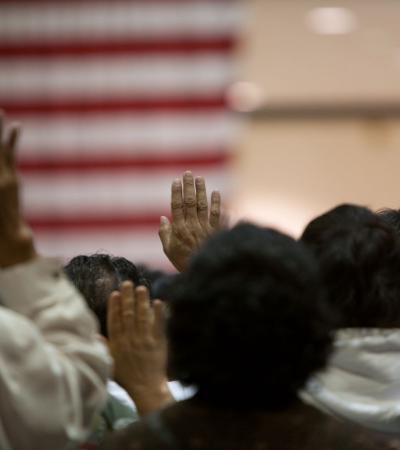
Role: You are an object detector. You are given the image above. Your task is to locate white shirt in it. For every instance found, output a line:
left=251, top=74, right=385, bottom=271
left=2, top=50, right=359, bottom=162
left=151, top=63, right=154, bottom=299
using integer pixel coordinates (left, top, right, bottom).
left=302, top=328, right=400, bottom=434
left=107, top=380, right=196, bottom=413
left=0, top=257, right=112, bottom=450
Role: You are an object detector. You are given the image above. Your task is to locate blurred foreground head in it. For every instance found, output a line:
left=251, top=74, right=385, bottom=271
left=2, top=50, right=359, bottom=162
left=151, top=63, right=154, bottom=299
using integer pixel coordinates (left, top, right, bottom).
left=167, top=223, right=335, bottom=410
left=377, top=208, right=400, bottom=236
left=301, top=204, right=400, bottom=328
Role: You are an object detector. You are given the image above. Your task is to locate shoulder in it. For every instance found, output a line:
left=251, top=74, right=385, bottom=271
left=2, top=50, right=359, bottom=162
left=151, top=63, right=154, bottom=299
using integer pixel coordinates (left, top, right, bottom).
left=297, top=404, right=396, bottom=450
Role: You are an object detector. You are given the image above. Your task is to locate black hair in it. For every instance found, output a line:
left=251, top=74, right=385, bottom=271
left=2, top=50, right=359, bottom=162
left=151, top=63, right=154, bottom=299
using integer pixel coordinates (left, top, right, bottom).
left=64, top=254, right=148, bottom=337
left=301, top=204, right=400, bottom=328
left=136, top=264, right=177, bottom=299
left=377, top=208, right=400, bottom=236
left=167, top=223, right=335, bottom=410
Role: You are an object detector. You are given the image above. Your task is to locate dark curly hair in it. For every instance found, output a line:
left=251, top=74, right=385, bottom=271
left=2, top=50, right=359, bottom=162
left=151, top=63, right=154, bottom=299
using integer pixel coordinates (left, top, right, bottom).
left=166, top=223, right=335, bottom=410
left=64, top=254, right=148, bottom=337
left=377, top=208, right=400, bottom=235
left=301, top=204, right=400, bottom=328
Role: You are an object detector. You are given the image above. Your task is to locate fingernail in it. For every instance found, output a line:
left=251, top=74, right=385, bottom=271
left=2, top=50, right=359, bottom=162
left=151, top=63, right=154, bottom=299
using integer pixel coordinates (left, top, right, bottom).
left=160, top=216, right=168, bottom=225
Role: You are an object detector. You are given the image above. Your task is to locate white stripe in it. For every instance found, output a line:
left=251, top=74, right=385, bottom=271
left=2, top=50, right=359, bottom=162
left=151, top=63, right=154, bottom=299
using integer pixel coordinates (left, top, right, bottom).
left=0, top=2, right=242, bottom=41
left=35, top=228, right=173, bottom=268
left=0, top=55, right=234, bottom=100
left=17, top=113, right=237, bottom=157
left=21, top=168, right=230, bottom=216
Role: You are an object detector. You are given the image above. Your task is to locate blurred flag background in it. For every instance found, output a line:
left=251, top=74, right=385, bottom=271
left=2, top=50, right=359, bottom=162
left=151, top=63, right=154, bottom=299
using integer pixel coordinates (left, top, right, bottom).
left=0, top=0, right=242, bottom=267
left=3, top=0, right=400, bottom=269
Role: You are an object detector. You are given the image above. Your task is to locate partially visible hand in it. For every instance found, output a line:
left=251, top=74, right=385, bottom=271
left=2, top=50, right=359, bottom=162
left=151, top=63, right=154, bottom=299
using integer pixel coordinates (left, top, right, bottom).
left=107, top=281, right=173, bottom=415
left=0, top=112, right=35, bottom=268
left=159, top=171, right=222, bottom=272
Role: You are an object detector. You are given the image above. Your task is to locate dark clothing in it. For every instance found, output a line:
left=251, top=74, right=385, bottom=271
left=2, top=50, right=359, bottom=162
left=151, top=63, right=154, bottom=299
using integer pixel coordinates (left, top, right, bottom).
left=101, top=397, right=397, bottom=450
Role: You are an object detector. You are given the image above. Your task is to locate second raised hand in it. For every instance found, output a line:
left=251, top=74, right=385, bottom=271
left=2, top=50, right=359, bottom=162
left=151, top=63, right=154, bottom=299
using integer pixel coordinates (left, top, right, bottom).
left=107, top=281, right=173, bottom=416
left=159, top=171, right=222, bottom=272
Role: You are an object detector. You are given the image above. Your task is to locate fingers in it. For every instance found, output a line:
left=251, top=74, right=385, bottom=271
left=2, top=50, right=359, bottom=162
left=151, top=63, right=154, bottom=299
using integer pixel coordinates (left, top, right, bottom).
left=120, top=281, right=135, bottom=332
left=170, top=179, right=185, bottom=225
left=0, top=113, right=20, bottom=172
left=135, top=285, right=151, bottom=335
left=209, top=190, right=221, bottom=229
left=5, top=125, right=19, bottom=169
left=195, top=176, right=209, bottom=227
left=108, top=283, right=158, bottom=343
left=158, top=216, right=171, bottom=251
left=107, top=291, right=123, bottom=341
left=182, top=171, right=197, bottom=221
left=153, top=299, right=166, bottom=340
left=170, top=177, right=197, bottom=248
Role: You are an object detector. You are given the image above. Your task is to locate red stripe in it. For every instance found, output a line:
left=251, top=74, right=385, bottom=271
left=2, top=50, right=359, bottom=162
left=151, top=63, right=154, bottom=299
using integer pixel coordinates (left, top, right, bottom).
left=28, top=214, right=163, bottom=230
left=0, top=38, right=236, bottom=57
left=1, top=96, right=227, bottom=114
left=18, top=151, right=230, bottom=172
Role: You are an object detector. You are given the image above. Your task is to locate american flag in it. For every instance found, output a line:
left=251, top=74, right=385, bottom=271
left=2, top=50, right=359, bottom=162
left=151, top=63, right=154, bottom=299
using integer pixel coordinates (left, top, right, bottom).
left=0, top=0, right=241, bottom=267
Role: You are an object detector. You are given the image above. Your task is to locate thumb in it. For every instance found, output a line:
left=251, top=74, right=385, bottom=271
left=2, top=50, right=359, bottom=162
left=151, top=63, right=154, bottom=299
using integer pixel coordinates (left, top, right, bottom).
left=158, top=216, right=172, bottom=250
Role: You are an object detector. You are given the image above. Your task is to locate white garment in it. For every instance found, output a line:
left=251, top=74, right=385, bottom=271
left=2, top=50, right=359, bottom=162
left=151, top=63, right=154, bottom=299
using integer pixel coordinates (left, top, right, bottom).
left=107, top=380, right=196, bottom=412
left=301, top=328, right=400, bottom=434
left=0, top=257, right=112, bottom=450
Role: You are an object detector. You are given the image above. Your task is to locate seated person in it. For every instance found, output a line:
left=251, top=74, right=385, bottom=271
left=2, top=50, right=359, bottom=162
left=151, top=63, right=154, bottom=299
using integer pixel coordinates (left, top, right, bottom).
left=101, top=223, right=390, bottom=450
left=0, top=117, right=111, bottom=448
left=158, top=175, right=400, bottom=436
left=300, top=204, right=400, bottom=433
left=65, top=255, right=193, bottom=417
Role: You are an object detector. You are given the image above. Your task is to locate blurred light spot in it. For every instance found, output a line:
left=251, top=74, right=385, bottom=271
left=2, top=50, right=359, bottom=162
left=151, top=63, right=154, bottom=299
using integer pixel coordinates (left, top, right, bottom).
left=227, top=81, right=264, bottom=112
left=306, top=7, right=358, bottom=35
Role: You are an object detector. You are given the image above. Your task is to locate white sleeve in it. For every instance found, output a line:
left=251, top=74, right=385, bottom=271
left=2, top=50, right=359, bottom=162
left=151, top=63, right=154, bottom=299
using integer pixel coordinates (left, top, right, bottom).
left=301, top=330, right=400, bottom=434
left=0, top=257, right=112, bottom=450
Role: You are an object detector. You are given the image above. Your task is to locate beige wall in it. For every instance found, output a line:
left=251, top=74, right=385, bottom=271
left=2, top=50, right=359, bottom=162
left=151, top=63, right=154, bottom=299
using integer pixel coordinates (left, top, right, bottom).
left=240, top=0, right=400, bottom=103
left=233, top=119, right=400, bottom=237
left=232, top=1, right=400, bottom=237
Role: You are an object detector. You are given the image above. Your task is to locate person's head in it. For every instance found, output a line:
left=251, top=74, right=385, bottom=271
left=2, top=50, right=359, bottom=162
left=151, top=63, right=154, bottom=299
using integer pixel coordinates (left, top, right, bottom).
left=167, top=223, right=335, bottom=410
left=377, top=208, right=400, bottom=236
left=65, top=254, right=148, bottom=337
left=301, top=204, right=400, bottom=328
left=136, top=264, right=177, bottom=299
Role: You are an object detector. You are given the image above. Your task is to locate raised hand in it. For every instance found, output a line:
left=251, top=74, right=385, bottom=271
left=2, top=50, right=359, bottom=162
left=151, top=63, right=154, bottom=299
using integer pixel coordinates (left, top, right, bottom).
left=159, top=171, right=221, bottom=272
left=107, top=281, right=173, bottom=415
left=0, top=112, right=35, bottom=268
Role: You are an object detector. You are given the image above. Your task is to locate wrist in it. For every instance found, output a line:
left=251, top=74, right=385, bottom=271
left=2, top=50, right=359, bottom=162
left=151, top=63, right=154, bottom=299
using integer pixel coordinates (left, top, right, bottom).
left=0, top=224, right=36, bottom=269
left=125, top=377, right=170, bottom=398
left=124, top=379, right=173, bottom=415
left=0, top=243, right=36, bottom=269
left=167, top=254, right=187, bottom=273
